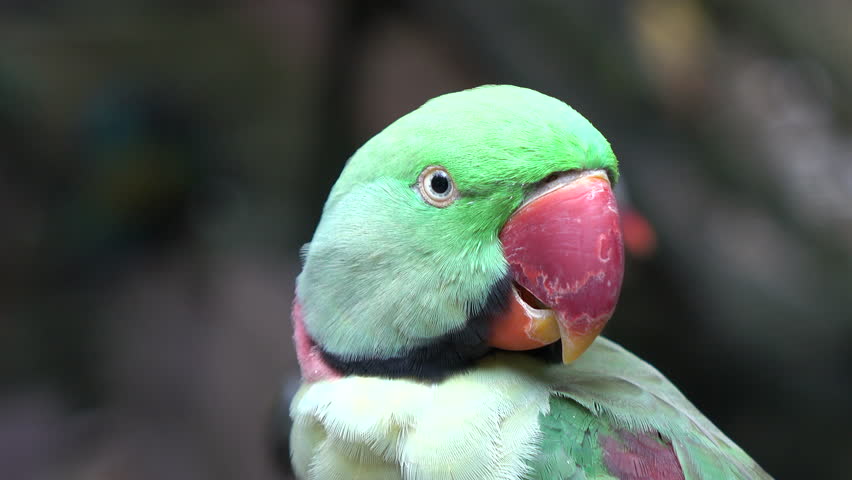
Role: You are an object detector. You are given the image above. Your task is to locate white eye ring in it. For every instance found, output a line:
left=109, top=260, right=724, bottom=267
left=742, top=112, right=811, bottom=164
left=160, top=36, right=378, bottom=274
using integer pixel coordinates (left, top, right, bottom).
left=417, top=165, right=458, bottom=208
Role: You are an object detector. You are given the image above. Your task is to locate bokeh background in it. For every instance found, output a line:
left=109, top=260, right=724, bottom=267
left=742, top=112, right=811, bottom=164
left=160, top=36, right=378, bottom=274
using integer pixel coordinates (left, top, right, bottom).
left=1, top=1, right=851, bottom=479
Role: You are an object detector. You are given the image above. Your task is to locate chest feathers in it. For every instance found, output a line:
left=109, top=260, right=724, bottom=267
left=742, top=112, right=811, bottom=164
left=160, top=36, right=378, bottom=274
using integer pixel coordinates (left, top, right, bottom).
left=290, top=354, right=552, bottom=480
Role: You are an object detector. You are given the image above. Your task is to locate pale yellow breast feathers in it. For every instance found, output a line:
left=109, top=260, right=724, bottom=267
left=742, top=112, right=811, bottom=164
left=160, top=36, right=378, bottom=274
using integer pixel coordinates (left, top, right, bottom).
left=290, top=355, right=552, bottom=480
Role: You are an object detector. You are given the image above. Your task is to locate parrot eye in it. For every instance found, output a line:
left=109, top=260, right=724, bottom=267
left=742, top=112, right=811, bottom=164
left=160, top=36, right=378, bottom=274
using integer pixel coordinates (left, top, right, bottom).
left=417, top=165, right=458, bottom=207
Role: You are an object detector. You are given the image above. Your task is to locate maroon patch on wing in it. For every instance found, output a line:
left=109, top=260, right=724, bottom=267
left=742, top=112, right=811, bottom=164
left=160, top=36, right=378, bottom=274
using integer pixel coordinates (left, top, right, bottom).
left=600, top=429, right=684, bottom=480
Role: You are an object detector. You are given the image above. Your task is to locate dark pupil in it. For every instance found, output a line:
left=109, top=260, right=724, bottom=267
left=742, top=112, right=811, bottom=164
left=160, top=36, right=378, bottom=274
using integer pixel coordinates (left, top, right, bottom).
left=430, top=173, right=450, bottom=194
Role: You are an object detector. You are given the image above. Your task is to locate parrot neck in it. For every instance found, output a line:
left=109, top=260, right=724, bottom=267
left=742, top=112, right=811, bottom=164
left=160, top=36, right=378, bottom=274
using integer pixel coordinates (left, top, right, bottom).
left=292, top=299, right=341, bottom=382
left=294, top=274, right=516, bottom=382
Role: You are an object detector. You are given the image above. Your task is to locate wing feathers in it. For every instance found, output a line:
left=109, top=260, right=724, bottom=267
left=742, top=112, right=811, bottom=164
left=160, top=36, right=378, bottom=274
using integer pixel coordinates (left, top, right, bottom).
left=541, top=337, right=772, bottom=480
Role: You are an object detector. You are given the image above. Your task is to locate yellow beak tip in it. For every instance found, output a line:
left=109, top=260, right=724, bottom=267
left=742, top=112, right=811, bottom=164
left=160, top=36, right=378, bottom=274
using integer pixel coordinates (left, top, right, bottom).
left=559, top=330, right=602, bottom=364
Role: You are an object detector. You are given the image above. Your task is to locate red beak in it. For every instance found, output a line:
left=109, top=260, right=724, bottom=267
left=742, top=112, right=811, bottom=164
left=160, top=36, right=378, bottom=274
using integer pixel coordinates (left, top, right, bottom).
left=489, top=170, right=625, bottom=363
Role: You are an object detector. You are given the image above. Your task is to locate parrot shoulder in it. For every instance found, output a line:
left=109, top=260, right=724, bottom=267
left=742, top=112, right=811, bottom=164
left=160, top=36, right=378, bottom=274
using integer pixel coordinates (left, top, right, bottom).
left=531, top=337, right=772, bottom=480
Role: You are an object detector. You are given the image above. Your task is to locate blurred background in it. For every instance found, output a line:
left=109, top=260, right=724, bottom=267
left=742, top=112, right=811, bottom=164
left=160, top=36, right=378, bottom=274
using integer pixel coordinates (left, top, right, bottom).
left=0, top=1, right=850, bottom=479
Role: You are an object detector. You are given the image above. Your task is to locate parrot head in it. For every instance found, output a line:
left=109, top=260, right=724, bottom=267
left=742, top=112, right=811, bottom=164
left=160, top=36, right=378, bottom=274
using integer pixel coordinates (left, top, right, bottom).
left=297, top=85, right=624, bottom=380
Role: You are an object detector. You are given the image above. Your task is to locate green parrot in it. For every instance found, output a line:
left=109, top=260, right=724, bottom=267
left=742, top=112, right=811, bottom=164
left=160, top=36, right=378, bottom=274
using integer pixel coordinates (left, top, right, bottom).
left=288, top=85, right=771, bottom=479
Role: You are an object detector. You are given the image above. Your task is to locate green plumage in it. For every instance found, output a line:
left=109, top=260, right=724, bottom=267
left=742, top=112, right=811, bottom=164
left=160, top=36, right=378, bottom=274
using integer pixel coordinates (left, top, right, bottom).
left=528, top=338, right=770, bottom=479
left=291, top=338, right=771, bottom=479
left=290, top=85, right=771, bottom=479
left=531, top=398, right=614, bottom=479
left=298, top=85, right=616, bottom=361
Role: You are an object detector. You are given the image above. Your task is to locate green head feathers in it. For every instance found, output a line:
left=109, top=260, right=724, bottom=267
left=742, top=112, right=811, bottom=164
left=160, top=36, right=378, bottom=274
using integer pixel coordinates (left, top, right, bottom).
left=297, top=85, right=617, bottom=375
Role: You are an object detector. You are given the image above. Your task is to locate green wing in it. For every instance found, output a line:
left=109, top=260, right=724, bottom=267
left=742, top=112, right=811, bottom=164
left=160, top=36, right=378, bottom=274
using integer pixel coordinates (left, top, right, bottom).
left=527, top=338, right=772, bottom=480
